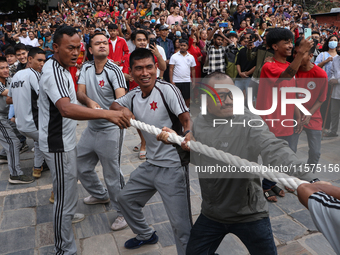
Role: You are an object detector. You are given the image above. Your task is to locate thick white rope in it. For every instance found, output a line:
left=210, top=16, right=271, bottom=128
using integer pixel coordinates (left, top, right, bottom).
left=130, top=119, right=308, bottom=190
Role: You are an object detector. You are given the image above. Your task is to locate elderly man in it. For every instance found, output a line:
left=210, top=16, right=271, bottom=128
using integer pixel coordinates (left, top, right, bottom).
left=157, top=71, right=317, bottom=255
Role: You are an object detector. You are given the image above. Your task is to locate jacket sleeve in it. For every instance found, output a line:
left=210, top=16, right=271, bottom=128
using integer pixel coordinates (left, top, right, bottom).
left=247, top=118, right=315, bottom=182
left=169, top=40, right=174, bottom=57
left=122, top=39, right=130, bottom=54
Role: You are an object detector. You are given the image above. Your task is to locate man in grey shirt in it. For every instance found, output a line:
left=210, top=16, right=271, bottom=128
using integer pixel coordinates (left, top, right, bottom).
left=76, top=32, right=128, bottom=231
left=39, top=25, right=130, bottom=255
left=158, top=72, right=317, bottom=255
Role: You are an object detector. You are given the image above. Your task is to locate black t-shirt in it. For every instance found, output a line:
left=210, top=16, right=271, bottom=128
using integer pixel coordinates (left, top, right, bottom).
left=236, top=47, right=256, bottom=77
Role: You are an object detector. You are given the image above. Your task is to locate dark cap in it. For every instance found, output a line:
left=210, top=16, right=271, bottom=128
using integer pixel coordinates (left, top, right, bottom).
left=44, top=32, right=52, bottom=37
left=302, top=16, right=308, bottom=20
left=159, top=25, right=168, bottom=31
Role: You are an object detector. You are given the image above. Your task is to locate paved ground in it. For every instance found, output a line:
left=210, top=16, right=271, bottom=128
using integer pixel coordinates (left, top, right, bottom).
left=0, top=119, right=339, bottom=255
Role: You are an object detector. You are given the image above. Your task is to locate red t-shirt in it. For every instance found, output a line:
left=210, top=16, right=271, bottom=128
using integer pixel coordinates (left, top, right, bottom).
left=257, top=59, right=296, bottom=137
left=295, top=64, right=328, bottom=130
left=122, top=53, right=158, bottom=90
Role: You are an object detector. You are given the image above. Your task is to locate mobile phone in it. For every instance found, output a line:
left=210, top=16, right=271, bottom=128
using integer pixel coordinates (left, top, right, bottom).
left=149, top=38, right=157, bottom=46
left=0, top=24, right=2, bottom=27
left=175, top=21, right=178, bottom=25
left=219, top=22, right=228, bottom=28
left=118, top=16, right=123, bottom=20
left=304, top=28, right=311, bottom=39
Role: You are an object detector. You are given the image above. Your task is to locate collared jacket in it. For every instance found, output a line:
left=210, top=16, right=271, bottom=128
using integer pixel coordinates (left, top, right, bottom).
left=156, top=37, right=174, bottom=60
left=191, top=108, right=315, bottom=224
left=108, top=36, right=130, bottom=64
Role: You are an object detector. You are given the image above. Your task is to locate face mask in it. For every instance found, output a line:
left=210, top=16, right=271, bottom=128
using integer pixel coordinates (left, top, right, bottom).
left=329, top=41, right=337, bottom=49
left=176, top=31, right=181, bottom=37
left=151, top=19, right=156, bottom=23
left=285, top=26, right=290, bottom=30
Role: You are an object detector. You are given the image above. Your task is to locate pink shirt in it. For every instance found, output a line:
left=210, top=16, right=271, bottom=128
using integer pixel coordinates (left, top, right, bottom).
left=166, top=15, right=183, bottom=25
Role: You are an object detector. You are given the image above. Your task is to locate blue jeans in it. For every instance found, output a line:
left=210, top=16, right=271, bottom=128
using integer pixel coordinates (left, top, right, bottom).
left=262, top=134, right=298, bottom=190
left=235, top=78, right=251, bottom=96
left=186, top=214, right=277, bottom=255
left=295, top=128, right=322, bottom=167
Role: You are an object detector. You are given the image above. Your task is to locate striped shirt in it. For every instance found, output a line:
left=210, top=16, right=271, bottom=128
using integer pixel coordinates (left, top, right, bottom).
left=78, top=60, right=127, bottom=130
left=115, top=78, right=188, bottom=167
left=38, top=58, right=77, bottom=153
left=8, top=68, right=40, bottom=133
left=308, top=191, right=340, bottom=254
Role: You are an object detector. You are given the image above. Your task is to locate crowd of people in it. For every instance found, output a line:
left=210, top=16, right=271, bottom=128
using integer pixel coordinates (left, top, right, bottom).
left=0, top=0, right=340, bottom=254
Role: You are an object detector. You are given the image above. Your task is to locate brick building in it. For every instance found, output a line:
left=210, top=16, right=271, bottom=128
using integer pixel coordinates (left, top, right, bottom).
left=311, top=8, right=340, bottom=28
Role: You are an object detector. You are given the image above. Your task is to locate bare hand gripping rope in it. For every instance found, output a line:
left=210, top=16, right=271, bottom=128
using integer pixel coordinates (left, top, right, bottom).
left=130, top=119, right=308, bottom=190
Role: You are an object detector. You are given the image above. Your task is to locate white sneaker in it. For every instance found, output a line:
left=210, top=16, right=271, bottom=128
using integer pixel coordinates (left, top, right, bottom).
left=83, top=195, right=110, bottom=205
left=111, top=216, right=128, bottom=231
left=72, top=213, right=85, bottom=224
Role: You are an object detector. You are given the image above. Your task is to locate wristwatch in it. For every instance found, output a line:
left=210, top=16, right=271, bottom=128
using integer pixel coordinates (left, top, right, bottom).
left=310, top=178, right=320, bottom=184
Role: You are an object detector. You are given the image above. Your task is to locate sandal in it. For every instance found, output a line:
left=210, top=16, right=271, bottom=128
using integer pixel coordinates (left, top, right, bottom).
left=323, top=132, right=338, bottom=137
left=264, top=189, right=277, bottom=202
left=133, top=143, right=141, bottom=152
left=139, top=151, right=146, bottom=160
left=271, top=185, right=285, bottom=197
left=285, top=186, right=295, bottom=193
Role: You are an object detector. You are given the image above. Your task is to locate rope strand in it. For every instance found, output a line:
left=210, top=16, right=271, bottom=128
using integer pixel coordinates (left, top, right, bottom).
left=130, top=119, right=308, bottom=190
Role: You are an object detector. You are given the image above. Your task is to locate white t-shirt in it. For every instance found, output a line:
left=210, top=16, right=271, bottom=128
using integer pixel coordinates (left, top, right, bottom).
left=146, top=44, right=167, bottom=77
left=111, top=37, right=117, bottom=53
left=19, top=36, right=31, bottom=45
left=26, top=38, right=40, bottom=47
left=169, top=51, right=196, bottom=83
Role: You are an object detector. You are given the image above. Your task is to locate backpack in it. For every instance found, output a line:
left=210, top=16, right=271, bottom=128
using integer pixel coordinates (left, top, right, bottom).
left=225, top=45, right=244, bottom=79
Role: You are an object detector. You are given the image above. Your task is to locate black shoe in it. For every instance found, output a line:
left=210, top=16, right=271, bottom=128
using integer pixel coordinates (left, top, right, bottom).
left=42, top=160, right=50, bottom=171
left=9, top=175, right=35, bottom=184
left=0, top=155, right=7, bottom=164
left=124, top=231, right=158, bottom=249
left=19, top=141, right=29, bottom=154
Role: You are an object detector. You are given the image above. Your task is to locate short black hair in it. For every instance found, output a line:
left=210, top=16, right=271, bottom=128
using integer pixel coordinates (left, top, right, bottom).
left=89, top=32, right=107, bottom=47
left=213, top=33, right=223, bottom=40
left=131, top=30, right=148, bottom=41
left=53, top=25, right=78, bottom=45
left=4, top=47, right=15, bottom=56
left=14, top=43, right=27, bottom=53
left=312, top=31, right=320, bottom=35
left=0, top=57, right=7, bottom=63
left=28, top=47, right=45, bottom=58
left=129, top=48, right=155, bottom=69
left=20, top=28, right=27, bottom=32
left=108, top=23, right=118, bottom=30
left=179, top=39, right=188, bottom=45
left=89, top=24, right=96, bottom=29
left=266, top=28, right=293, bottom=49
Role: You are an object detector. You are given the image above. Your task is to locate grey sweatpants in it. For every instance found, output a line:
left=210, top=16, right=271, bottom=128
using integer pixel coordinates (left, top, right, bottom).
left=0, top=119, right=23, bottom=176
left=20, top=130, right=44, bottom=168
left=42, top=149, right=78, bottom=255
left=330, top=98, right=340, bottom=134
left=77, top=127, right=125, bottom=215
left=117, top=161, right=192, bottom=255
